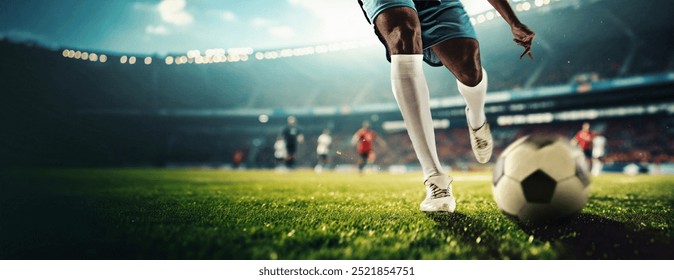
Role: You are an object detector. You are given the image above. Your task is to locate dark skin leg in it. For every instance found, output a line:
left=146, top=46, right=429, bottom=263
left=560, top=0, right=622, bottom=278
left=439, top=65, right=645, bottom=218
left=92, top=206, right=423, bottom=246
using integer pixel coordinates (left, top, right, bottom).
left=375, top=7, right=483, bottom=86
left=432, top=38, right=483, bottom=87
left=374, top=7, right=423, bottom=55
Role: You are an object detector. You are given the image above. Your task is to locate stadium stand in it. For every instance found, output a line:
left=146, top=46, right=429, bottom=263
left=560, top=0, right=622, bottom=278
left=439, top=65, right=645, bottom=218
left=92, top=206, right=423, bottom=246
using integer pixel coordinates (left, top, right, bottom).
left=1, top=0, right=673, bottom=171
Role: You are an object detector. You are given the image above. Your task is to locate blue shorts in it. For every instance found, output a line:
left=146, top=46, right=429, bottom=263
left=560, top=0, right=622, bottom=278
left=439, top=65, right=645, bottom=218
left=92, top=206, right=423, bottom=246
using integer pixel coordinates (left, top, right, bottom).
left=360, top=0, right=476, bottom=66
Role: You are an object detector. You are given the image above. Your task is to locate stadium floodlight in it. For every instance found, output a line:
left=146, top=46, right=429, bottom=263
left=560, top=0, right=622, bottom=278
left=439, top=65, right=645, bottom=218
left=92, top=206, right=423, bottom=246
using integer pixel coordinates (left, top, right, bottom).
left=120, top=55, right=128, bottom=64
left=99, top=54, right=107, bottom=63
left=144, top=57, right=152, bottom=65
left=522, top=2, right=531, bottom=11
left=187, top=50, right=200, bottom=58
left=129, top=56, right=136, bottom=65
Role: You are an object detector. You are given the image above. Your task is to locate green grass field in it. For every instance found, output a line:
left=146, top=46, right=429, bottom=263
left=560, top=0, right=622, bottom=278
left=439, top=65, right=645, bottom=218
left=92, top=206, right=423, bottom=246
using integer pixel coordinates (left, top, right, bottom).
left=1, top=168, right=672, bottom=259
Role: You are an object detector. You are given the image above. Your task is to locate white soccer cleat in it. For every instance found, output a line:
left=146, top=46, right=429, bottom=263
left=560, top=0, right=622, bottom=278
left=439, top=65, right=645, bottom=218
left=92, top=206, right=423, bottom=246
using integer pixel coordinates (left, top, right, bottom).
left=466, top=107, right=493, bottom=164
left=420, top=175, right=456, bottom=212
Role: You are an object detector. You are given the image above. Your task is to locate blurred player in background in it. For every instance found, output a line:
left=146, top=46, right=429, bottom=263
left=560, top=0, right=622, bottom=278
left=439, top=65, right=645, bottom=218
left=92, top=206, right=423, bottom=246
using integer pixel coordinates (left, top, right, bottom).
left=274, top=135, right=287, bottom=170
left=232, top=149, right=245, bottom=169
left=592, top=133, right=607, bottom=176
left=352, top=121, right=388, bottom=174
left=572, top=122, right=596, bottom=171
left=357, top=0, right=535, bottom=212
left=315, top=129, right=333, bottom=173
left=282, top=116, right=304, bottom=169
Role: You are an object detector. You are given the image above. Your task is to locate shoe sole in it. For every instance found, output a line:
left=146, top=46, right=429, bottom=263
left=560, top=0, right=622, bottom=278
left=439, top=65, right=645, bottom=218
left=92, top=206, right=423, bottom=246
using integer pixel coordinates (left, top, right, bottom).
left=420, top=197, right=456, bottom=212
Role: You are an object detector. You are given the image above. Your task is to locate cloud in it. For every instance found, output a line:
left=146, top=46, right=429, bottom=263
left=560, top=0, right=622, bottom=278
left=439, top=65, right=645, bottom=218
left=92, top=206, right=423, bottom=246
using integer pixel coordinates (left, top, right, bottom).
left=146, top=25, right=169, bottom=35
left=287, top=0, right=371, bottom=41
left=250, top=18, right=270, bottom=27
left=269, top=26, right=295, bottom=38
left=221, top=11, right=237, bottom=22
left=249, top=18, right=294, bottom=39
left=158, top=0, right=193, bottom=26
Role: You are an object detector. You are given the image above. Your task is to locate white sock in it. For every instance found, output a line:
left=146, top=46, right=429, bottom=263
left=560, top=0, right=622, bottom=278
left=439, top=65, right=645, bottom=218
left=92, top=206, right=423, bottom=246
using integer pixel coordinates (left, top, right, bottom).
left=457, top=68, right=488, bottom=129
left=391, top=55, right=445, bottom=180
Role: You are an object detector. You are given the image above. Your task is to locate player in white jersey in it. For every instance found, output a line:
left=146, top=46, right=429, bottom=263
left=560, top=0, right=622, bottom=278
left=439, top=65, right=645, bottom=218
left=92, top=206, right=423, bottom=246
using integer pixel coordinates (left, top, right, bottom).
left=315, top=129, right=333, bottom=173
left=274, top=136, right=287, bottom=170
left=592, top=134, right=606, bottom=176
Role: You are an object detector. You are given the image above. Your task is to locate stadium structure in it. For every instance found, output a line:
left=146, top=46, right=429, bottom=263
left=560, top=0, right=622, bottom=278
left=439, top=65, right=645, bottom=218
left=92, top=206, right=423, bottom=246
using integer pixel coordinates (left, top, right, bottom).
left=2, top=0, right=673, bottom=174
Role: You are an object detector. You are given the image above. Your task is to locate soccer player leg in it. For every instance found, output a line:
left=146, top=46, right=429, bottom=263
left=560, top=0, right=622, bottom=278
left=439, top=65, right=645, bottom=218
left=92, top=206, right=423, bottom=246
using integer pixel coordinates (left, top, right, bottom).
left=358, top=152, right=368, bottom=173
left=368, top=4, right=453, bottom=211
left=376, top=7, right=446, bottom=181
left=432, top=38, right=493, bottom=163
left=285, top=145, right=296, bottom=168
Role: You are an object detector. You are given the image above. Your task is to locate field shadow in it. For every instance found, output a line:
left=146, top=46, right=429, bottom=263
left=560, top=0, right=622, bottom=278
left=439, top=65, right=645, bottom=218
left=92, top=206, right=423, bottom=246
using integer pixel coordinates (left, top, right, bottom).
left=425, top=212, right=502, bottom=257
left=517, top=213, right=673, bottom=259
left=0, top=171, right=122, bottom=259
left=426, top=212, right=673, bottom=259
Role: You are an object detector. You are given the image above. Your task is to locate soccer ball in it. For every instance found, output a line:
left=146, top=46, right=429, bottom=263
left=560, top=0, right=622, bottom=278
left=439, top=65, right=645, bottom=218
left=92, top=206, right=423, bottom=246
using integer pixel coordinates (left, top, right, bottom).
left=492, top=134, right=591, bottom=223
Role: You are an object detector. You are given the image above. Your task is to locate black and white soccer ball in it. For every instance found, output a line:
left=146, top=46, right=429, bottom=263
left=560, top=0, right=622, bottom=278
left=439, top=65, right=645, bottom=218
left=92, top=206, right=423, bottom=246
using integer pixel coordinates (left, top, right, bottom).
left=493, top=134, right=591, bottom=223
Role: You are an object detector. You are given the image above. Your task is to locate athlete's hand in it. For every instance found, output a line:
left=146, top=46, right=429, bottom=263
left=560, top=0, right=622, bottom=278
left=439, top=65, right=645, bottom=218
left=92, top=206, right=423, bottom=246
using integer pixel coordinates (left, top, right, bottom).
left=511, top=23, right=535, bottom=60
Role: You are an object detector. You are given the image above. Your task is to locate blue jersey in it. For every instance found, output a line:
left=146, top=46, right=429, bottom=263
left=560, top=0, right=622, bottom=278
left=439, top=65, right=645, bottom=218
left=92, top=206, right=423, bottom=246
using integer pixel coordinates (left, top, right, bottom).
left=358, top=0, right=476, bottom=66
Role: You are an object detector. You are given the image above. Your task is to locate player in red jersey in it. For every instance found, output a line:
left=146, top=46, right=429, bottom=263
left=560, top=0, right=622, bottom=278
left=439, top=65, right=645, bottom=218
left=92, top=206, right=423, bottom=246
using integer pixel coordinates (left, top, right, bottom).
left=352, top=121, right=387, bottom=173
left=572, top=122, right=596, bottom=170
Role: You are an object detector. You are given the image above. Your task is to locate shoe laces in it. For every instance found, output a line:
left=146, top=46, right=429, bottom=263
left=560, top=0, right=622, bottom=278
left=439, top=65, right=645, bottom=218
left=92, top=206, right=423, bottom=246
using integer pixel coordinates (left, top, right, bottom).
left=427, top=182, right=449, bottom=199
left=474, top=136, right=489, bottom=150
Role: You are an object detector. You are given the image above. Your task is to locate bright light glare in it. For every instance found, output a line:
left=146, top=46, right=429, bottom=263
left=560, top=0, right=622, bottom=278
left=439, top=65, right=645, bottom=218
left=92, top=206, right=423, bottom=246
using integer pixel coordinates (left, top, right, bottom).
left=461, top=0, right=494, bottom=15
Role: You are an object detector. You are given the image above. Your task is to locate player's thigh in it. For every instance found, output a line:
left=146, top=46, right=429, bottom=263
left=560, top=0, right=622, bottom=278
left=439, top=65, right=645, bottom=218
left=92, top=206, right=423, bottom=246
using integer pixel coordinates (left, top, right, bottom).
left=374, top=7, right=423, bottom=54
left=431, top=38, right=483, bottom=86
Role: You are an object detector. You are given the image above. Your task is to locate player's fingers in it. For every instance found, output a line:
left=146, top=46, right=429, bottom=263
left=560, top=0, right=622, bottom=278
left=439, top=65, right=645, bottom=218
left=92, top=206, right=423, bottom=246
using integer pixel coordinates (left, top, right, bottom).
left=517, top=33, right=535, bottom=44
left=513, top=39, right=527, bottom=47
left=519, top=47, right=531, bottom=60
left=514, top=39, right=533, bottom=49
